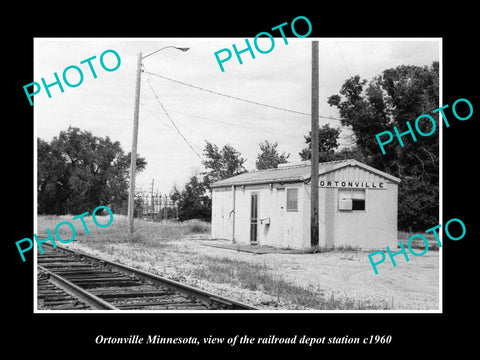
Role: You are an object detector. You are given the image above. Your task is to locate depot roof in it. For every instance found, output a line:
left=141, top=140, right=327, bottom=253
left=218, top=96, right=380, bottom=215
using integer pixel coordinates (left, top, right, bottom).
left=210, top=159, right=400, bottom=188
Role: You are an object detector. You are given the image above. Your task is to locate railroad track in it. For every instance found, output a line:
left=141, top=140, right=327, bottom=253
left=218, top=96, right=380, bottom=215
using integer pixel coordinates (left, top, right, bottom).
left=37, top=244, right=257, bottom=310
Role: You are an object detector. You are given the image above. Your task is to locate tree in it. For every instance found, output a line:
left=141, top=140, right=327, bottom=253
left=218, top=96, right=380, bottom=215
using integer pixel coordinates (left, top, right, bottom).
left=256, top=140, right=290, bottom=170
left=175, top=175, right=211, bottom=221
left=169, top=183, right=181, bottom=203
left=299, top=124, right=342, bottom=162
left=327, top=63, right=439, bottom=231
left=169, top=141, right=247, bottom=222
left=202, top=141, right=247, bottom=187
left=38, top=126, right=147, bottom=215
left=37, top=138, right=69, bottom=215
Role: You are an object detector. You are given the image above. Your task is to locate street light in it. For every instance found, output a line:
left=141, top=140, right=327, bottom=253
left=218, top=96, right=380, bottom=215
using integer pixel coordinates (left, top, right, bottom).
left=142, top=46, right=190, bottom=60
left=127, top=46, right=190, bottom=234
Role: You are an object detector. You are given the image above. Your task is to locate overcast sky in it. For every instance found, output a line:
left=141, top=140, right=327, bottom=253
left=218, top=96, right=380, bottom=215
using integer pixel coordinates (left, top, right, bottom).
left=34, top=38, right=440, bottom=195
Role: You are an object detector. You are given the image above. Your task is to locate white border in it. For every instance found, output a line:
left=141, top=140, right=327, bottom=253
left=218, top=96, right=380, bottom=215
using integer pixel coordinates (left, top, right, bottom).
left=33, top=37, right=442, bottom=314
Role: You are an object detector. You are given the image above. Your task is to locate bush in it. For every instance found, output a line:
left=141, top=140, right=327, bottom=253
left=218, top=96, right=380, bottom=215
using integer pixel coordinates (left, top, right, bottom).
left=187, top=220, right=210, bottom=234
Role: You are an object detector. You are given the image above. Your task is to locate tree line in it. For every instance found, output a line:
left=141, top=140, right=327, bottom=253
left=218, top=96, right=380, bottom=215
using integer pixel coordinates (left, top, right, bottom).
left=38, top=62, right=438, bottom=231
left=37, top=127, right=147, bottom=215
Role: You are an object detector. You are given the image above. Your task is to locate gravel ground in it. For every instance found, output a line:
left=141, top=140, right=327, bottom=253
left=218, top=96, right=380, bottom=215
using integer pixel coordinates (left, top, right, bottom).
left=60, top=237, right=440, bottom=311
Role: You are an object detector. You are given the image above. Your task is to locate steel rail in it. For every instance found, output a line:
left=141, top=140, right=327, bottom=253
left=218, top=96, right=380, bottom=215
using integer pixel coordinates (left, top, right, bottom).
left=38, top=265, right=119, bottom=310
left=38, top=243, right=258, bottom=310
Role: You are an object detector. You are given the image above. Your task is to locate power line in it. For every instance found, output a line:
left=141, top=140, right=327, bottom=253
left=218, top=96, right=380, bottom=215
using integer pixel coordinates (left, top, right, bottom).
left=144, top=70, right=343, bottom=122
left=145, top=70, right=309, bottom=116
left=145, top=77, right=203, bottom=160
left=140, top=101, right=174, bottom=130
left=142, top=103, right=346, bottom=143
left=141, top=101, right=204, bottom=152
left=335, top=41, right=352, bottom=78
left=168, top=109, right=301, bottom=139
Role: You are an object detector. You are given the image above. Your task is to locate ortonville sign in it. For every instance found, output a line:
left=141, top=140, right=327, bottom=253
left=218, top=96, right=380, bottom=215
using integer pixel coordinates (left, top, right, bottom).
left=319, top=180, right=386, bottom=190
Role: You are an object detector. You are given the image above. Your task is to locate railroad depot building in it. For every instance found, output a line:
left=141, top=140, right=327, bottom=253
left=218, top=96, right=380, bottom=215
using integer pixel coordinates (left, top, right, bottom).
left=210, top=159, right=400, bottom=250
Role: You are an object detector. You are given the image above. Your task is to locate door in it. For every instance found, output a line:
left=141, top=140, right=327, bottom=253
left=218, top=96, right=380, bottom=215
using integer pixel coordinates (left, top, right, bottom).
left=250, top=193, right=259, bottom=244
left=276, top=188, right=285, bottom=246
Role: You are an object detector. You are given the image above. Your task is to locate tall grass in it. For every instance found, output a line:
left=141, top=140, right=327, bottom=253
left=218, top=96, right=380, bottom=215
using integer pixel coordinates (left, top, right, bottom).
left=398, top=230, right=440, bottom=250
left=37, top=214, right=210, bottom=247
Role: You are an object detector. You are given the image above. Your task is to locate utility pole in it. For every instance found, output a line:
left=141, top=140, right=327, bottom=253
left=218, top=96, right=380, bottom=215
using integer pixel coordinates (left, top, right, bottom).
left=310, top=41, right=319, bottom=248
left=127, top=46, right=189, bottom=234
left=128, top=52, right=142, bottom=233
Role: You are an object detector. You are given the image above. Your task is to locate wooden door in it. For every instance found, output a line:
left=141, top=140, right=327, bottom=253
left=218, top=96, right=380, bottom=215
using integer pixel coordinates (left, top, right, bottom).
left=250, top=193, right=258, bottom=244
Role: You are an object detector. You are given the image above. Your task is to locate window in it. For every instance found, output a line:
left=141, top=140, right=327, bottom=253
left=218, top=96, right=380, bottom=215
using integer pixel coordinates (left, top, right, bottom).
left=286, top=188, right=298, bottom=211
left=338, top=189, right=365, bottom=211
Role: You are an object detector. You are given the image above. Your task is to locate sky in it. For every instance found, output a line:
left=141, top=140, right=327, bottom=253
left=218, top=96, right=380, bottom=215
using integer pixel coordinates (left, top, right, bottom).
left=34, top=37, right=440, bottom=195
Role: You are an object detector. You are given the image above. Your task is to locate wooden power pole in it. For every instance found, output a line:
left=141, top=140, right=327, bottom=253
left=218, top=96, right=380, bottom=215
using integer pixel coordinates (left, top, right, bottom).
left=128, top=52, right=142, bottom=234
left=310, top=41, right=319, bottom=247
left=126, top=47, right=189, bottom=233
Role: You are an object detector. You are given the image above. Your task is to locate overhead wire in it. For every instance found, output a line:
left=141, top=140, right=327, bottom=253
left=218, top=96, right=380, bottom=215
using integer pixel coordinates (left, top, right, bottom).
left=145, top=76, right=203, bottom=160
left=143, top=70, right=344, bottom=122
left=167, top=109, right=301, bottom=140
left=140, top=101, right=174, bottom=130
left=330, top=42, right=354, bottom=144
left=141, top=65, right=349, bottom=161
left=335, top=41, right=352, bottom=78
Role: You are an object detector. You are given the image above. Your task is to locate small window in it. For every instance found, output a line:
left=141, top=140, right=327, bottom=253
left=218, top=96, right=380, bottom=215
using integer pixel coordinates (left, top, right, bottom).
left=338, top=189, right=365, bottom=211
left=286, top=188, right=298, bottom=212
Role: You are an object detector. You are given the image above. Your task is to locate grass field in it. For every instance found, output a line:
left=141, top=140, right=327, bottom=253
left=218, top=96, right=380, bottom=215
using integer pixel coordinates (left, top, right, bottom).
left=36, top=214, right=439, bottom=310
left=397, top=230, right=440, bottom=250
left=38, top=213, right=210, bottom=244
